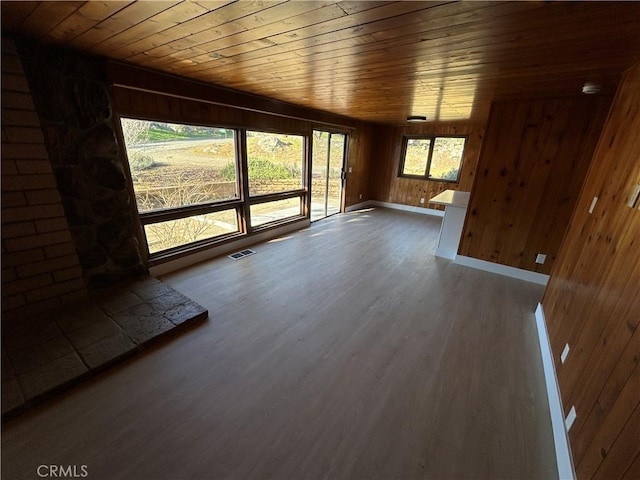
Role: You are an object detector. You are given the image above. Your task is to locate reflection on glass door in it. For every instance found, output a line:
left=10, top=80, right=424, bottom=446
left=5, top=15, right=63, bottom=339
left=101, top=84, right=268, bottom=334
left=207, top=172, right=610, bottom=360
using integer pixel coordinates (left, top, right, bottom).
left=311, top=131, right=346, bottom=221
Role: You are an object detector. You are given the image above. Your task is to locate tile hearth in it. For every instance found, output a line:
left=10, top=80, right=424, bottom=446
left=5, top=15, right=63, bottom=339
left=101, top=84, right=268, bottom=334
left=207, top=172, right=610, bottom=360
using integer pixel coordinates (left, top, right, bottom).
left=1, top=276, right=208, bottom=417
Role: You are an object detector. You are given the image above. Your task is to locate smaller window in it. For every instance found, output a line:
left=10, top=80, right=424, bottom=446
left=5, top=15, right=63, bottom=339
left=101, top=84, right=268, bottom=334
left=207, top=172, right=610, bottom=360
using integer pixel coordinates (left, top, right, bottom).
left=250, top=197, right=302, bottom=227
left=399, top=135, right=467, bottom=182
left=144, top=210, right=239, bottom=254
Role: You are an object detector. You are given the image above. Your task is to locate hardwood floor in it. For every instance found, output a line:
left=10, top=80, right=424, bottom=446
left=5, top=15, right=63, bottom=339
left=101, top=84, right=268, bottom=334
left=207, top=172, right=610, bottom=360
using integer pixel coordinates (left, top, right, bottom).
left=1, top=208, right=557, bottom=480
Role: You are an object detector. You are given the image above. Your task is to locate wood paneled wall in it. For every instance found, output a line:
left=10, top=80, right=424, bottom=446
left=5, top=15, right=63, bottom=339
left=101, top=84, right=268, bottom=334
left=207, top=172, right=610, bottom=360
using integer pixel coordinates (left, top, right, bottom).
left=458, top=95, right=612, bottom=274
left=109, top=62, right=374, bottom=210
left=542, top=63, right=640, bottom=480
left=112, top=86, right=315, bottom=136
left=369, top=123, right=484, bottom=210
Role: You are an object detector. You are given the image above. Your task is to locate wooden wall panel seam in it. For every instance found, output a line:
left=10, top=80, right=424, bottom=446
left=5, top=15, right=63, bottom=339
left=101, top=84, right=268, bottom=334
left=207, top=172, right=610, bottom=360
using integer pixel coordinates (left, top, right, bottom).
left=459, top=95, right=612, bottom=274
left=541, top=61, right=640, bottom=480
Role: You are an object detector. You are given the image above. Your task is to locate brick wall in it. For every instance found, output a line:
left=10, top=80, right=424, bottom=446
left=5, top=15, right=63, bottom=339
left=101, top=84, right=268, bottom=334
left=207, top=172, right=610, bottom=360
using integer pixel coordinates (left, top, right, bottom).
left=1, top=38, right=86, bottom=319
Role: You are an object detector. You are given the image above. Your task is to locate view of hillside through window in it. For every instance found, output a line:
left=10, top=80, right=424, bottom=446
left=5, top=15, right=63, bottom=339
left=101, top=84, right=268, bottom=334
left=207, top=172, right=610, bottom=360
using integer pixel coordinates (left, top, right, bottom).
left=311, top=131, right=345, bottom=221
left=120, top=118, right=241, bottom=254
left=245, top=131, right=305, bottom=225
left=120, top=119, right=308, bottom=254
left=402, top=138, right=432, bottom=176
left=120, top=118, right=238, bottom=213
left=401, top=136, right=466, bottom=181
left=245, top=131, right=304, bottom=196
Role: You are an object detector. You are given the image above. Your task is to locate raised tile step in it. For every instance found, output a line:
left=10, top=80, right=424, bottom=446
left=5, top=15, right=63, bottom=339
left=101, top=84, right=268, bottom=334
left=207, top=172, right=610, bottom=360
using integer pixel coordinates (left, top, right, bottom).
left=1, top=276, right=207, bottom=418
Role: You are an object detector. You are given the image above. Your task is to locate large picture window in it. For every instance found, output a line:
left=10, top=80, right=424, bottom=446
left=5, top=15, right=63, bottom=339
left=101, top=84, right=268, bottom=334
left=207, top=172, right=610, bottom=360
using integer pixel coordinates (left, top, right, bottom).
left=120, top=118, right=242, bottom=257
left=399, top=135, right=467, bottom=182
left=120, top=119, right=310, bottom=259
left=121, top=118, right=238, bottom=212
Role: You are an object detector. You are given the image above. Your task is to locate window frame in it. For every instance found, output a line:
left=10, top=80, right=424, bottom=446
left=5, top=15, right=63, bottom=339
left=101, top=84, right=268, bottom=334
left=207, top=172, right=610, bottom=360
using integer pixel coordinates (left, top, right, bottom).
left=119, top=116, right=243, bottom=215
left=398, top=134, right=468, bottom=183
left=117, top=114, right=246, bottom=260
left=244, top=129, right=309, bottom=232
left=245, top=129, right=307, bottom=198
left=116, top=115, right=312, bottom=261
left=142, top=207, right=243, bottom=258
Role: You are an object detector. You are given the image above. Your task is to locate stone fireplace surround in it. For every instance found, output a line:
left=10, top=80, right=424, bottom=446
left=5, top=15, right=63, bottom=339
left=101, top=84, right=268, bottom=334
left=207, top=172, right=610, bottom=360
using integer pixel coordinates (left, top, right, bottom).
left=1, top=39, right=209, bottom=417
left=17, top=39, right=145, bottom=289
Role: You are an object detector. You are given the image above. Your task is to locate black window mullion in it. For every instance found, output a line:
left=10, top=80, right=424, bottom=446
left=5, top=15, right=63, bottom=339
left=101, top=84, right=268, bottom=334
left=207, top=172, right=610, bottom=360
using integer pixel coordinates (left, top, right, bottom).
left=248, top=190, right=306, bottom=205
left=139, top=199, right=243, bottom=225
left=324, top=133, right=331, bottom=217
left=424, top=136, right=436, bottom=178
left=398, top=137, right=410, bottom=177
left=304, top=134, right=312, bottom=218
left=238, top=128, right=252, bottom=233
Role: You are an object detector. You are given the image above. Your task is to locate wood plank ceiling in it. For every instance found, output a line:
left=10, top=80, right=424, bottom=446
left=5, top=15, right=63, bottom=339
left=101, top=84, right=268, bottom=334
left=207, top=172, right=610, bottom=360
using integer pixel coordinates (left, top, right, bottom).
left=2, top=1, right=640, bottom=124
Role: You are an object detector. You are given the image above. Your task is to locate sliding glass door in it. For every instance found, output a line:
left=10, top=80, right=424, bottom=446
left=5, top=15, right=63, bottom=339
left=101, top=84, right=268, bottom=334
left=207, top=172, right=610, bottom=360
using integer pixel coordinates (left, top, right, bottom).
left=311, top=130, right=346, bottom=221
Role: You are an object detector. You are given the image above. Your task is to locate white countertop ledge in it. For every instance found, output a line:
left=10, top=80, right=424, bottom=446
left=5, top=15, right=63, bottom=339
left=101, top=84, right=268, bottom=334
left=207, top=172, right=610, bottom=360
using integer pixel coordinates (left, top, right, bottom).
left=429, top=190, right=470, bottom=208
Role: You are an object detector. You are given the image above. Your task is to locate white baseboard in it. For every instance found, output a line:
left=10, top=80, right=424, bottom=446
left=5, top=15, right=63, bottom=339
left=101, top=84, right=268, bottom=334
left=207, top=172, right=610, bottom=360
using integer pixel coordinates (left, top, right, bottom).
left=150, top=219, right=310, bottom=276
left=535, top=303, right=576, bottom=480
left=369, top=200, right=444, bottom=217
left=454, top=255, right=549, bottom=285
left=435, top=247, right=457, bottom=260
left=345, top=201, right=374, bottom=212
left=345, top=200, right=444, bottom=217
